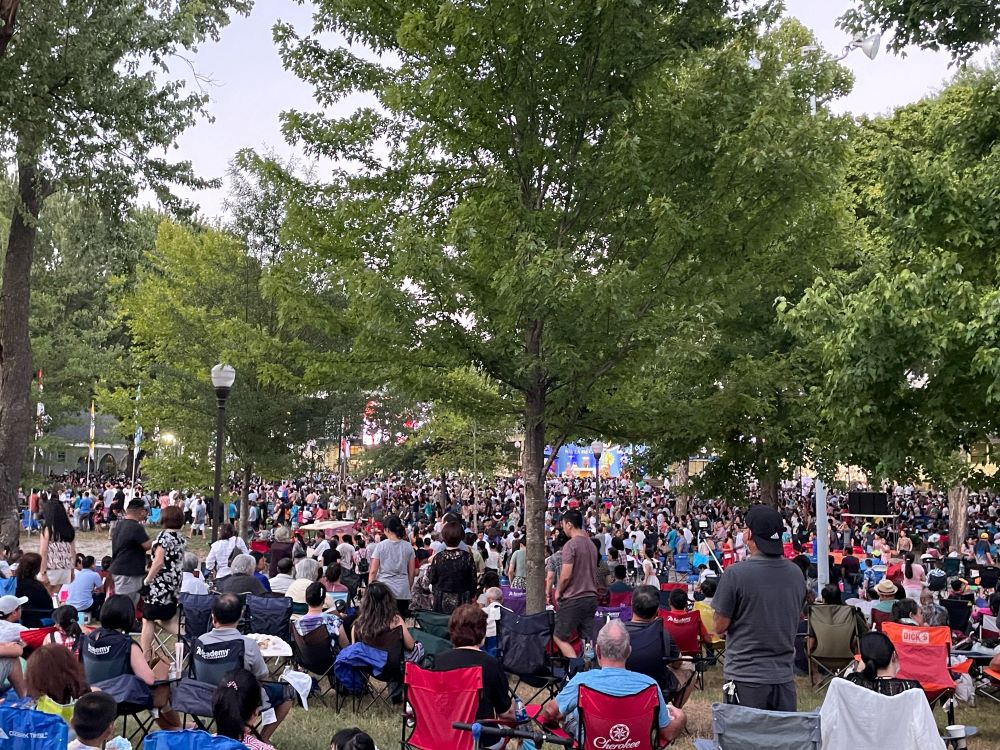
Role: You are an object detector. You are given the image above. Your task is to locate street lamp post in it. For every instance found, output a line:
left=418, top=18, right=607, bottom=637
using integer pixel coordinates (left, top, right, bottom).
left=210, top=363, right=236, bottom=543
left=591, top=440, right=604, bottom=501
left=799, top=32, right=879, bottom=597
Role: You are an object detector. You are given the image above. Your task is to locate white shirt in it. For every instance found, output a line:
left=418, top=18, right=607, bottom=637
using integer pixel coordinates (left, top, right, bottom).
left=182, top=571, right=209, bottom=595
left=337, top=542, right=356, bottom=570
left=205, top=537, right=248, bottom=577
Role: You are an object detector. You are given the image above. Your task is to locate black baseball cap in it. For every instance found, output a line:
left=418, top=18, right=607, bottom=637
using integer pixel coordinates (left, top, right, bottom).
left=746, top=504, right=784, bottom=556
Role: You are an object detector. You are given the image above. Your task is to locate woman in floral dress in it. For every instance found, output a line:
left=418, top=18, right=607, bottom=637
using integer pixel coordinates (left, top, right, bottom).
left=139, top=506, right=185, bottom=662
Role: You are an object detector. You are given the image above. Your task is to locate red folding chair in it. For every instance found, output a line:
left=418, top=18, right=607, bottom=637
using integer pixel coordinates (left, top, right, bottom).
left=883, top=622, right=959, bottom=723
left=659, top=583, right=687, bottom=594
left=577, top=684, right=659, bottom=750
left=871, top=608, right=893, bottom=632
left=608, top=590, right=632, bottom=608
left=402, top=663, right=483, bottom=750
left=662, top=610, right=703, bottom=656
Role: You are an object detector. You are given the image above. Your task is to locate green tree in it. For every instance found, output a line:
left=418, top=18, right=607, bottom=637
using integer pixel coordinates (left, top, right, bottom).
left=0, top=0, right=251, bottom=548
left=108, top=218, right=336, bottom=538
left=784, top=62, right=1000, bottom=546
left=841, top=0, right=1000, bottom=59
left=273, top=2, right=859, bottom=610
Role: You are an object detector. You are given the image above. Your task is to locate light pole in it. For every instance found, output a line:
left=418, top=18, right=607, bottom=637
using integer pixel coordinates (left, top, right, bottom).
left=591, top=440, right=604, bottom=501
left=210, top=363, right=235, bottom=543
left=800, top=32, right=879, bottom=597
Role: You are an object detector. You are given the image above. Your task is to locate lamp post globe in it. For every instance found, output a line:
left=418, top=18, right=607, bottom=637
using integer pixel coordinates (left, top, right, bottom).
left=210, top=363, right=235, bottom=542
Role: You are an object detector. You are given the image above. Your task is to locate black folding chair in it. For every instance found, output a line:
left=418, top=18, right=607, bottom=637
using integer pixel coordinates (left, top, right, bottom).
left=497, top=608, right=568, bottom=706
left=358, top=626, right=406, bottom=713
left=81, top=631, right=156, bottom=743
left=173, top=637, right=247, bottom=731
left=940, top=598, right=973, bottom=646
left=245, top=595, right=293, bottom=639
left=291, top=625, right=338, bottom=705
left=624, top=618, right=682, bottom=704
left=980, top=566, right=999, bottom=592
left=178, top=593, right=216, bottom=665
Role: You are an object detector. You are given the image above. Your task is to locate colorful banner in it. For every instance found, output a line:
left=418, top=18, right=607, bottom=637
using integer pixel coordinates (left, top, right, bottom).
left=548, top=444, right=625, bottom=477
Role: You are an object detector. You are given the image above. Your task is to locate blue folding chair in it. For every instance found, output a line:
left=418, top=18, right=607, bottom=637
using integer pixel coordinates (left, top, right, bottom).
left=674, top=553, right=690, bottom=581
left=0, top=706, right=68, bottom=750
left=143, top=729, right=249, bottom=750
left=0, top=577, right=17, bottom=596
left=20, top=509, right=38, bottom=534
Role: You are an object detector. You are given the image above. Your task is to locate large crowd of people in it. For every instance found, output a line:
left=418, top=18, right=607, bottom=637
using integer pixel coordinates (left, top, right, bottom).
left=1, top=470, right=999, bottom=748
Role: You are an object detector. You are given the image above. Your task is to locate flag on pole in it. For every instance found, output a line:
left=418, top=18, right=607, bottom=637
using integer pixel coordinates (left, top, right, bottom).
left=88, top=400, right=96, bottom=460
left=35, top=370, right=44, bottom=439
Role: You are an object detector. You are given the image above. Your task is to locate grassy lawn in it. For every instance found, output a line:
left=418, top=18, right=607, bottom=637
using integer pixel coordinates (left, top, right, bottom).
left=42, top=530, right=997, bottom=749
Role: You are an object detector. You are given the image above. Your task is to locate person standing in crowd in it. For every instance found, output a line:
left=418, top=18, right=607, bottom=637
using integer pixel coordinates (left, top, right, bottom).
left=205, top=522, right=249, bottom=580
left=426, top=520, right=477, bottom=614
left=369, top=515, right=415, bottom=618
left=139, top=506, right=185, bottom=660
left=38, top=497, right=77, bottom=595
left=552, top=509, right=599, bottom=659
left=506, top=538, right=527, bottom=589
left=108, top=500, right=150, bottom=605
left=713, top=504, right=806, bottom=711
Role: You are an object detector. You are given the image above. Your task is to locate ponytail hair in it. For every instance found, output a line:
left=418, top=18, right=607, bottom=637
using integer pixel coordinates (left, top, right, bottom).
left=212, top=668, right=261, bottom=741
left=51, top=605, right=82, bottom=640
left=857, top=631, right=895, bottom=681
left=904, top=551, right=914, bottom=580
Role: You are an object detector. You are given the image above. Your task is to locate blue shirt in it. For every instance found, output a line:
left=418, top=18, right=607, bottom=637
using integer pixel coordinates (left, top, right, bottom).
left=66, top=569, right=103, bottom=610
left=555, top=666, right=669, bottom=740
left=79, top=497, right=92, bottom=514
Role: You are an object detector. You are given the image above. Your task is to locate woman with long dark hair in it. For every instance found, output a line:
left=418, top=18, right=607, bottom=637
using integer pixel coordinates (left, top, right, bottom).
left=15, top=552, right=53, bottom=613
left=368, top=515, right=415, bottom=617
left=901, top=551, right=925, bottom=600
left=845, top=631, right=921, bottom=696
left=39, top=497, right=76, bottom=594
left=352, top=581, right=416, bottom=653
left=212, top=668, right=275, bottom=750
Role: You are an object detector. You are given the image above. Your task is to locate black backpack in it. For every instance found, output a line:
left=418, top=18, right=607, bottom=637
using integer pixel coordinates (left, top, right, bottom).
left=927, top=568, right=947, bottom=592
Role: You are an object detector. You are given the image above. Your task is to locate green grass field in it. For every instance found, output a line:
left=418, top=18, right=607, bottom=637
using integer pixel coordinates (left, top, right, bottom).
left=30, top=530, right=997, bottom=749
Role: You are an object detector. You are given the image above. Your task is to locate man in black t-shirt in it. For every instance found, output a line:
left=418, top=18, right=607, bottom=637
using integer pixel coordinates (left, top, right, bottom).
left=108, top=499, right=150, bottom=604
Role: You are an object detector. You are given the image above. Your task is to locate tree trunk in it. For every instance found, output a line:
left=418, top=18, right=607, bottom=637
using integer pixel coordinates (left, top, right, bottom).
left=673, top=461, right=689, bottom=518
left=238, top=463, right=251, bottom=540
left=760, top=473, right=780, bottom=508
left=523, top=385, right=547, bottom=614
left=948, top=483, right=968, bottom=553
left=0, top=157, right=45, bottom=552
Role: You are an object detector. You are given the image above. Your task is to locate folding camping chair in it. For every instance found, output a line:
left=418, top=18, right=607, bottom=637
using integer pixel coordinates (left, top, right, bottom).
left=939, top=598, right=973, bottom=645
left=807, top=605, right=860, bottom=690
left=871, top=608, right=893, bottom=633
left=673, top=554, right=691, bottom=582
left=497, top=607, right=569, bottom=706
left=692, top=702, right=822, bottom=750
left=338, top=626, right=406, bottom=713
left=172, top=638, right=247, bottom=731
left=143, top=730, right=248, bottom=750
left=624, top=618, right=681, bottom=704
left=291, top=624, right=338, bottom=704
left=819, top=677, right=946, bottom=750
left=608, top=590, right=632, bottom=608
left=414, top=609, right=451, bottom=641
left=245, top=594, right=293, bottom=639
left=401, top=663, right=512, bottom=750
left=883, top=622, right=960, bottom=724
left=942, top=557, right=962, bottom=577
left=81, top=631, right=157, bottom=744
left=179, top=593, right=216, bottom=669
left=693, top=600, right=725, bottom=661
left=662, top=609, right=712, bottom=689
left=0, top=705, right=68, bottom=750
left=575, top=684, right=659, bottom=750
left=979, top=566, right=999, bottom=592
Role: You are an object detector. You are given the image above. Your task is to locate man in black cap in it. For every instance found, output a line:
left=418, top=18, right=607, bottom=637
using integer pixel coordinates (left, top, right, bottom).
left=712, top=504, right=805, bottom=711
left=108, top=498, right=150, bottom=604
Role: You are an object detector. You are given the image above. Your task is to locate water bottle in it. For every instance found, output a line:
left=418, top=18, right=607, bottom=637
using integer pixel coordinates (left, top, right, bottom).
left=583, top=640, right=595, bottom=665
left=514, top=695, right=528, bottom=723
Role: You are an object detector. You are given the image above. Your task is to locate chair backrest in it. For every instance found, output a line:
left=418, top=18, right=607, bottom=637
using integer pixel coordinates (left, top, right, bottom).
left=498, top=608, right=555, bottom=677
left=980, top=566, right=1000, bottom=590
left=871, top=608, right=893, bottom=632
left=578, top=684, right=658, bottom=750
left=0, top=706, right=68, bottom=750
left=142, top=729, right=249, bottom=750
left=808, top=605, right=859, bottom=660
left=245, top=594, right=293, bottom=639
left=712, top=702, right=821, bottom=750
left=415, top=609, right=451, bottom=641
left=662, top=610, right=702, bottom=656
left=372, top=626, right=405, bottom=682
left=404, top=663, right=482, bottom=750
left=81, top=629, right=133, bottom=685
left=693, top=601, right=721, bottom=642
left=180, top=593, right=216, bottom=645
left=608, top=590, right=632, bottom=608
left=674, top=554, right=690, bottom=574
left=292, top=625, right=336, bottom=675
left=193, top=638, right=246, bottom=687
left=624, top=619, right=672, bottom=695
left=882, top=623, right=955, bottom=693
left=981, top=613, right=999, bottom=640
left=19, top=605, right=54, bottom=629
left=941, top=557, right=961, bottom=576
left=939, top=598, right=972, bottom=633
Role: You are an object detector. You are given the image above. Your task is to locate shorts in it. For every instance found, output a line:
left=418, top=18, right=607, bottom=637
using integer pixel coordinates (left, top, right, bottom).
left=668, top=660, right=695, bottom=693
left=113, top=574, right=144, bottom=603
left=554, top=595, right=598, bottom=642
left=142, top=601, right=178, bottom=622
left=262, top=680, right=290, bottom=709
left=724, top=680, right=796, bottom=712
left=47, top=568, right=71, bottom=587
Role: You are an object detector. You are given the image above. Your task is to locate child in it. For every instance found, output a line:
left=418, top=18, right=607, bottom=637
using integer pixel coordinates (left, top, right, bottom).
left=0, top=593, right=28, bottom=696
left=68, top=691, right=119, bottom=750
left=212, top=667, right=275, bottom=750
left=49, top=604, right=84, bottom=652
left=479, top=586, right=503, bottom=657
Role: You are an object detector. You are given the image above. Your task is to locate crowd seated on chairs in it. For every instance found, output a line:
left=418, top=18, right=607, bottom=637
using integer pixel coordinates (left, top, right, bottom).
left=293, top=581, right=349, bottom=649
left=844, top=632, right=920, bottom=696
left=536, top=619, right=685, bottom=746
left=194, top=592, right=292, bottom=741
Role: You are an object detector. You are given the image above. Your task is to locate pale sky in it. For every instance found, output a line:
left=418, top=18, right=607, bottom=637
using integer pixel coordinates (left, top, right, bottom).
left=167, top=0, right=982, bottom=219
